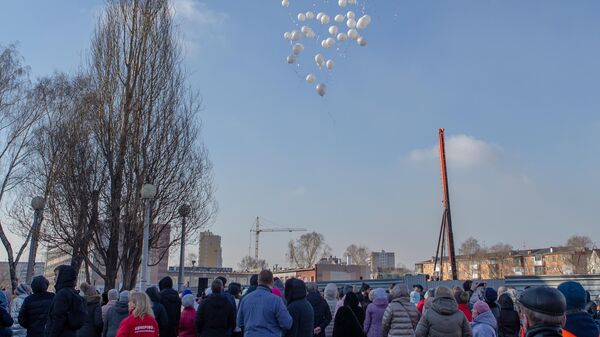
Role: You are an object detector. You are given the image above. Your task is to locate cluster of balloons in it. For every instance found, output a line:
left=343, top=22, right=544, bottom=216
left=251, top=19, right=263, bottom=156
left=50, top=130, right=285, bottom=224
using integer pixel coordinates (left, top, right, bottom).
left=282, top=0, right=372, bottom=96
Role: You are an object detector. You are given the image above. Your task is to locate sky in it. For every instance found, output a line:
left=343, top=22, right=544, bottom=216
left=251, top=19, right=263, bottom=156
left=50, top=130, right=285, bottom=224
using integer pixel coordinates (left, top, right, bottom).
left=1, top=0, right=600, bottom=270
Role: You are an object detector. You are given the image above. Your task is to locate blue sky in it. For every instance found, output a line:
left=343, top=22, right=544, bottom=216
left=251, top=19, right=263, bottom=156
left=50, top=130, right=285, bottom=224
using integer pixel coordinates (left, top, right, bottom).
left=1, top=0, right=600, bottom=269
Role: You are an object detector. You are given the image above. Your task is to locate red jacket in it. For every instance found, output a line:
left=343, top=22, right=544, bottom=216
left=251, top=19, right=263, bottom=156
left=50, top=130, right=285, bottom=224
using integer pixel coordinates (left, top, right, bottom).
left=178, top=307, right=197, bottom=337
left=416, top=299, right=425, bottom=314
left=458, top=303, right=473, bottom=322
left=116, top=314, right=159, bottom=337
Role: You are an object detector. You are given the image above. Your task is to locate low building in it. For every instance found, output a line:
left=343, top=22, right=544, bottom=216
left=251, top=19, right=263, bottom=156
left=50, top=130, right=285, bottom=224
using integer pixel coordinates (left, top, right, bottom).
left=274, top=257, right=370, bottom=283
left=166, top=266, right=253, bottom=292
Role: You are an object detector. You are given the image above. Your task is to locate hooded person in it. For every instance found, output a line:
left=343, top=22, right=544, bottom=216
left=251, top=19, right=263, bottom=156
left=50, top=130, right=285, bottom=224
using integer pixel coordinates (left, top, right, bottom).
left=102, top=291, right=129, bottom=337
left=496, top=294, right=520, bottom=337
left=179, top=294, right=197, bottom=337
left=76, top=283, right=103, bottom=337
left=10, top=284, right=32, bottom=337
left=456, top=291, right=473, bottom=322
left=101, top=289, right=118, bottom=323
left=196, top=278, right=236, bottom=337
left=333, top=292, right=365, bottom=337
left=284, top=279, right=314, bottom=337
left=335, top=285, right=355, bottom=316
left=0, top=292, right=14, bottom=337
left=323, top=283, right=338, bottom=337
left=45, top=265, right=82, bottom=337
left=471, top=301, right=497, bottom=337
left=557, top=281, right=600, bottom=337
left=158, top=276, right=182, bottom=337
left=415, top=286, right=473, bottom=337
left=18, top=275, right=54, bottom=337
left=144, top=286, right=169, bottom=337
left=381, top=284, right=420, bottom=337
left=305, top=283, right=331, bottom=337
left=484, top=288, right=501, bottom=320
left=364, top=288, right=388, bottom=337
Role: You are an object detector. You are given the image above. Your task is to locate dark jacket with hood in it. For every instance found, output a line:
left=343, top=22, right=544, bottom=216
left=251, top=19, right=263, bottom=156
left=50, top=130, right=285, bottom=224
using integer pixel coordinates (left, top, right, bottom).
left=158, top=277, right=182, bottom=337
left=333, top=292, right=365, bottom=337
left=284, top=279, right=314, bottom=337
left=0, top=292, right=14, bottom=337
left=306, top=291, right=331, bottom=337
left=415, top=286, right=473, bottom=337
left=145, top=287, right=169, bottom=337
left=77, top=292, right=102, bottom=337
left=524, top=325, right=563, bottom=337
left=44, top=265, right=79, bottom=337
left=19, top=276, right=55, bottom=337
left=563, top=311, right=600, bottom=337
left=497, top=294, right=520, bottom=337
left=101, top=297, right=129, bottom=337
left=196, top=292, right=235, bottom=337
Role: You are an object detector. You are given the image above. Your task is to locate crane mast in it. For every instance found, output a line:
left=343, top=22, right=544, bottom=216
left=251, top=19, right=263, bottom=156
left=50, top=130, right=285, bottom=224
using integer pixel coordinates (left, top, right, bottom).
left=251, top=216, right=307, bottom=260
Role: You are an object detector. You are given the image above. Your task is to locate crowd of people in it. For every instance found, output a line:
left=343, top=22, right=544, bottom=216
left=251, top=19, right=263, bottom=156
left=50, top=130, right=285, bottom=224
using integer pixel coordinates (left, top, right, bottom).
left=0, top=265, right=599, bottom=337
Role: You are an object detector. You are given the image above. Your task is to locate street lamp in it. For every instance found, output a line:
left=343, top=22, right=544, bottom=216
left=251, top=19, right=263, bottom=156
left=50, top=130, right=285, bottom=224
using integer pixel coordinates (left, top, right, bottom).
left=25, top=196, right=45, bottom=284
left=178, top=204, right=191, bottom=292
left=189, top=260, right=196, bottom=287
left=140, top=184, right=156, bottom=291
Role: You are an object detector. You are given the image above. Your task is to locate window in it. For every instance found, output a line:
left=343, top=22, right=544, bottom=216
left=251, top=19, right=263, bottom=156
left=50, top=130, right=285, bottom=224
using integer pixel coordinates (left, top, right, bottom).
left=534, top=266, right=545, bottom=275
left=534, top=255, right=543, bottom=262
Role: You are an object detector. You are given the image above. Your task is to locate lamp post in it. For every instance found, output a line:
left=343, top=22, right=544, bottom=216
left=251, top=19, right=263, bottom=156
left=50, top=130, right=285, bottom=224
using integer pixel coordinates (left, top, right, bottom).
left=25, top=196, right=45, bottom=284
left=189, top=260, right=196, bottom=287
left=178, top=204, right=191, bottom=292
left=140, top=184, right=156, bottom=291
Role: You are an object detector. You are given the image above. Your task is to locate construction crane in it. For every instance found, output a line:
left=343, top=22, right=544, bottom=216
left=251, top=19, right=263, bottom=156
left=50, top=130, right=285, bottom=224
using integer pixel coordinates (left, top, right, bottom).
left=250, top=216, right=307, bottom=260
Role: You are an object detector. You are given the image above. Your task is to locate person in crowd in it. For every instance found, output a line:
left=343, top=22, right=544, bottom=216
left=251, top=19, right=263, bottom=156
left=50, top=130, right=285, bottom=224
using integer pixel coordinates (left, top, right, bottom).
left=18, top=275, right=54, bottom=337
left=196, top=279, right=235, bottom=337
left=101, top=289, right=119, bottom=323
left=333, top=292, right=365, bottom=337
left=358, top=284, right=372, bottom=309
left=115, top=292, right=158, bottom=337
left=144, top=287, right=168, bottom=337
left=11, top=283, right=32, bottom=337
left=457, top=291, right=473, bottom=322
left=381, top=284, right=419, bottom=337
left=497, top=287, right=507, bottom=297
left=557, top=281, right=600, bottom=337
left=158, top=276, right=181, bottom=337
left=306, top=283, right=331, bottom=337
left=484, top=288, right=500, bottom=320
left=103, top=291, right=130, bottom=337
left=228, top=282, right=243, bottom=337
left=237, top=270, right=291, bottom=337
left=411, top=285, right=423, bottom=305
left=101, top=292, right=108, bottom=307
left=242, top=275, right=259, bottom=298
left=471, top=301, right=497, bottom=337
left=284, top=278, right=314, bottom=337
left=217, top=276, right=238, bottom=336
left=273, top=278, right=285, bottom=300
left=364, top=288, right=388, bottom=337
left=518, top=286, right=566, bottom=337
left=584, top=291, right=598, bottom=320
left=77, top=283, right=103, bottom=337
left=45, top=265, right=84, bottom=337
left=496, top=294, right=520, bottom=337
left=178, top=294, right=197, bottom=337
left=323, top=283, right=338, bottom=337
left=470, top=283, right=486, bottom=310
left=415, top=286, right=472, bottom=337
left=422, top=289, right=436, bottom=315
left=417, top=292, right=426, bottom=315
left=0, top=292, right=13, bottom=337
left=335, top=285, right=355, bottom=315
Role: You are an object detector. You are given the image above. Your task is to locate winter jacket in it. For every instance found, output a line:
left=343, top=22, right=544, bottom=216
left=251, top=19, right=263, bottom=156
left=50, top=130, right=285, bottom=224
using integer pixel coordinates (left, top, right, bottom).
left=114, top=314, right=159, bottom=337
left=196, top=293, right=235, bottom=337
left=77, top=295, right=103, bottom=337
left=101, top=301, right=115, bottom=323
left=410, top=291, right=421, bottom=305
left=178, top=307, right=196, bottom=337
left=459, top=303, right=474, bottom=322
left=102, top=300, right=130, bottom=337
left=306, top=291, right=331, bottom=337
left=524, top=325, right=563, bottom=337
left=382, top=286, right=420, bottom=337
left=324, top=284, right=338, bottom=337
left=0, top=292, right=13, bottom=337
left=19, top=276, right=55, bottom=337
left=364, top=297, right=388, bottom=337
left=472, top=311, right=497, bottom=337
left=417, top=300, right=425, bottom=315
left=332, top=306, right=365, bottom=337
left=158, top=277, right=181, bottom=337
left=415, top=288, right=473, bottom=337
left=487, top=302, right=501, bottom=321
left=143, top=287, right=168, bottom=337
left=44, top=265, right=80, bottom=337
left=284, top=279, right=314, bottom=337
left=562, top=311, right=600, bottom=337
left=11, top=294, right=28, bottom=337
left=237, top=285, right=292, bottom=337
left=497, top=295, right=520, bottom=337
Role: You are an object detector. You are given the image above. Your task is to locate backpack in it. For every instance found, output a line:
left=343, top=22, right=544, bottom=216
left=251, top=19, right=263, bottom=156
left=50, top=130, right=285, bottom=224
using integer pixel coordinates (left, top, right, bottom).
left=66, top=290, right=87, bottom=330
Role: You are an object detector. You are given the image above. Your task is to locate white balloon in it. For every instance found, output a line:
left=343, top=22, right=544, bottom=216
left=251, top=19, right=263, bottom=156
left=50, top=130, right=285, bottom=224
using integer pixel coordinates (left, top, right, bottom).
left=284, top=32, right=291, bottom=40
left=357, top=15, right=371, bottom=29
left=334, top=14, right=345, bottom=22
left=346, top=18, right=356, bottom=28
left=347, top=11, right=355, bottom=19
left=316, top=83, right=327, bottom=96
left=328, top=26, right=339, bottom=35
left=326, top=37, right=336, bottom=47
left=338, top=0, right=347, bottom=7
left=301, top=26, right=309, bottom=34
left=306, top=11, right=315, bottom=20
left=320, top=15, right=330, bottom=24
left=292, top=43, right=304, bottom=54
left=348, top=0, right=357, bottom=3
left=316, top=12, right=325, bottom=21
left=321, top=39, right=328, bottom=48
left=306, top=74, right=316, bottom=83
left=357, top=36, right=368, bottom=46
left=347, top=28, right=359, bottom=40
left=326, top=59, right=335, bottom=70
left=281, top=0, right=289, bottom=7
left=297, top=13, right=306, bottom=22
left=287, top=54, right=296, bottom=64
left=315, top=53, right=324, bottom=66
left=291, top=30, right=301, bottom=41
left=337, top=32, right=348, bottom=41
left=306, top=30, right=316, bottom=38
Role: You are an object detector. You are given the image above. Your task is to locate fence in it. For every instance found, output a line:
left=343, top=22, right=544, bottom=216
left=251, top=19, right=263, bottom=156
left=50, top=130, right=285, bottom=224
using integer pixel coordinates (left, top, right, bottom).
left=505, top=274, right=600, bottom=298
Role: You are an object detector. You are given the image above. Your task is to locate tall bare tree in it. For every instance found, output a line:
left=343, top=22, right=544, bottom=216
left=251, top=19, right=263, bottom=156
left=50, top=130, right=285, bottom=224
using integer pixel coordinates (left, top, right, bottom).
left=287, top=232, right=330, bottom=268
left=565, top=235, right=594, bottom=250
left=237, top=256, right=268, bottom=272
left=344, top=244, right=370, bottom=265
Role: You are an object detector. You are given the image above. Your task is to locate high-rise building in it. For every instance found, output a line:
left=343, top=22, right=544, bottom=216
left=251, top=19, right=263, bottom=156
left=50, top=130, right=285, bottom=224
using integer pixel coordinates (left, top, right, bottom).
left=198, top=231, right=222, bottom=267
left=370, top=250, right=396, bottom=276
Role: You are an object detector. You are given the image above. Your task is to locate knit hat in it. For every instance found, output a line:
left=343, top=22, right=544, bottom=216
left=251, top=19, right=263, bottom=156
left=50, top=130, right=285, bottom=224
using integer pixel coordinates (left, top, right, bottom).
left=557, top=281, right=586, bottom=311
left=474, top=300, right=490, bottom=314
left=182, top=294, right=195, bottom=308
left=484, top=287, right=498, bottom=303
left=119, top=290, right=129, bottom=303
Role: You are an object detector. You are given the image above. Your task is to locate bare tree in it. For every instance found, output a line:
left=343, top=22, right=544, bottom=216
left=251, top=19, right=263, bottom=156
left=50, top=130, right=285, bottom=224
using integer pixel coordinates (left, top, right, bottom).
left=485, top=242, right=514, bottom=278
left=458, top=237, right=487, bottom=279
left=237, top=256, right=268, bottom=272
left=287, top=232, right=330, bottom=268
left=344, top=244, right=370, bottom=265
left=566, top=235, right=594, bottom=250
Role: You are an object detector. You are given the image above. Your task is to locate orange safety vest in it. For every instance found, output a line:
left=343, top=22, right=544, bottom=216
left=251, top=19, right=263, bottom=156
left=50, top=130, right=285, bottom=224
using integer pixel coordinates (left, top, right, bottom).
left=562, top=328, right=600, bottom=337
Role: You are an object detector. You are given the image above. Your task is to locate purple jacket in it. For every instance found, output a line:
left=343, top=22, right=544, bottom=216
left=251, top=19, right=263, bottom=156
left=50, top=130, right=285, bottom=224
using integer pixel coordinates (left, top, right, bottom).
left=364, top=297, right=388, bottom=337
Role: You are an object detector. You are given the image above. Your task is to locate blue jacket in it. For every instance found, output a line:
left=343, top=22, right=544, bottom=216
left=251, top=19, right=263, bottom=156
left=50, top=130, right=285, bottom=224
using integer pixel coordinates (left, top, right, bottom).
left=563, top=311, right=600, bottom=337
left=237, top=285, right=292, bottom=337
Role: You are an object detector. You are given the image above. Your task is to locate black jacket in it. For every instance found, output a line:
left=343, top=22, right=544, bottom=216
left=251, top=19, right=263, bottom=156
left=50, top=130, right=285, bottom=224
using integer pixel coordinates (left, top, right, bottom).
left=158, top=277, right=182, bottom=337
left=0, top=307, right=13, bottom=337
left=563, top=311, right=600, bottom=337
left=45, top=265, right=79, bottom=337
left=333, top=293, right=365, bottom=337
left=76, top=296, right=102, bottom=337
left=284, top=279, right=314, bottom=337
left=525, top=325, right=563, bottom=337
left=145, top=287, right=169, bottom=337
left=195, top=293, right=235, bottom=337
left=497, top=294, right=520, bottom=337
left=306, top=292, right=331, bottom=337
left=19, top=276, right=55, bottom=337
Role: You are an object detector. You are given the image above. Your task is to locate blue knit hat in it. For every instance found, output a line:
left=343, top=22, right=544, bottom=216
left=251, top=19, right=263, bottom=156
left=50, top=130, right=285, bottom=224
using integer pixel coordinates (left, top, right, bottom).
left=484, top=287, right=498, bottom=303
left=557, top=281, right=586, bottom=311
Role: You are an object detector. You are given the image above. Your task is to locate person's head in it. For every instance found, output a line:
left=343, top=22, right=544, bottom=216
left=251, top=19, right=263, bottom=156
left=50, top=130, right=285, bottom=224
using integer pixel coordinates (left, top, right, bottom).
left=498, top=293, right=514, bottom=310
left=119, top=290, right=129, bottom=303
left=31, top=276, right=49, bottom=294
left=249, top=274, right=259, bottom=286
left=342, top=284, right=354, bottom=297
left=128, top=292, right=154, bottom=318
left=463, top=280, right=473, bottom=292
left=306, top=282, right=318, bottom=293
left=413, top=284, right=423, bottom=292
left=158, top=276, right=173, bottom=291
left=455, top=291, right=470, bottom=305
left=182, top=294, right=195, bottom=308
left=497, top=286, right=507, bottom=296
left=216, top=276, right=227, bottom=288
left=211, top=278, right=223, bottom=294
left=372, top=288, right=387, bottom=301
left=324, top=283, right=338, bottom=300
left=473, top=300, right=490, bottom=318
left=360, top=283, right=371, bottom=294
left=484, top=287, right=498, bottom=304
left=390, top=284, right=409, bottom=300
left=424, top=288, right=435, bottom=299
left=258, top=270, right=274, bottom=287
left=453, top=286, right=463, bottom=295
left=434, top=286, right=453, bottom=300
left=54, top=265, right=77, bottom=289
left=518, top=286, right=566, bottom=330
left=108, top=289, right=119, bottom=302
left=80, top=283, right=98, bottom=299
left=557, top=281, right=587, bottom=312
left=344, top=291, right=359, bottom=308
left=229, top=282, right=242, bottom=298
